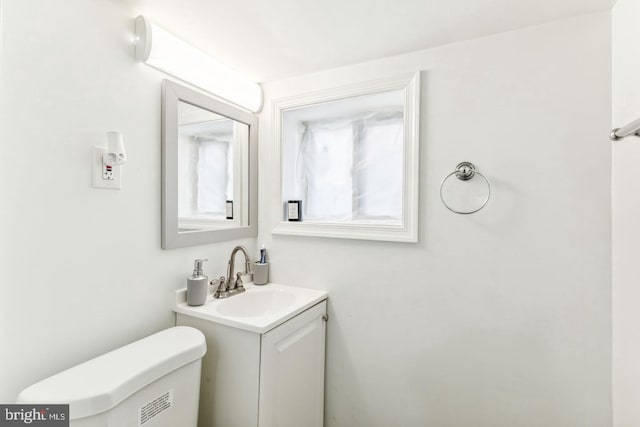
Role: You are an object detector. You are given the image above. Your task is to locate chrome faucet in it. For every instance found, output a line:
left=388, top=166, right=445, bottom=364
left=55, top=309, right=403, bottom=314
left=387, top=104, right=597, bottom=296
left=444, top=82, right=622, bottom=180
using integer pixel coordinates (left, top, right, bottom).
left=212, top=245, right=252, bottom=299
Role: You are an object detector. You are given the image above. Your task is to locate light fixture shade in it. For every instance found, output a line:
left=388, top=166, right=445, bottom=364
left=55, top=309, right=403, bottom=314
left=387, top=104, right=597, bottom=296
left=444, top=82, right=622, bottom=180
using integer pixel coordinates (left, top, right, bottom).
left=135, top=16, right=263, bottom=113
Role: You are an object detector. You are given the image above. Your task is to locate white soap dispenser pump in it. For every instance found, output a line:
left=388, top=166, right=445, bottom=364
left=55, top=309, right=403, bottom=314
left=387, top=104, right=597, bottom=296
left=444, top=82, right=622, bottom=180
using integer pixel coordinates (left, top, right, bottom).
left=187, top=258, right=208, bottom=306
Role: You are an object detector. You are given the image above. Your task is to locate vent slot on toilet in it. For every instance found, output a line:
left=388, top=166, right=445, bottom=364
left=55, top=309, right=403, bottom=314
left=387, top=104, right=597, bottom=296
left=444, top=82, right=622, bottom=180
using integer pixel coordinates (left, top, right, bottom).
left=139, top=389, right=173, bottom=426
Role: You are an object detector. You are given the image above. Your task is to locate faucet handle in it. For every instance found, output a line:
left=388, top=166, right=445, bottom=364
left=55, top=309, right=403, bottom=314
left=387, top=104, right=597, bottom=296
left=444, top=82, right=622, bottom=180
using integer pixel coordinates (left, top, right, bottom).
left=235, top=272, right=244, bottom=289
left=213, top=276, right=229, bottom=299
left=212, top=276, right=227, bottom=293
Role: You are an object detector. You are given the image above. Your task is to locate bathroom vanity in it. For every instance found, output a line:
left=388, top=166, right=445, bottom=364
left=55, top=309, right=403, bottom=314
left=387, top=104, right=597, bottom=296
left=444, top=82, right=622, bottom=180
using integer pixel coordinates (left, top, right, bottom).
left=174, top=283, right=328, bottom=427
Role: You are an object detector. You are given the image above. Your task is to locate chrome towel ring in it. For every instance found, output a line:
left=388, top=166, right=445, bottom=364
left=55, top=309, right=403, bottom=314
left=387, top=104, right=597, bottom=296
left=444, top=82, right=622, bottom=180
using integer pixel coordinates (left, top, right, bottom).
left=440, top=162, right=491, bottom=215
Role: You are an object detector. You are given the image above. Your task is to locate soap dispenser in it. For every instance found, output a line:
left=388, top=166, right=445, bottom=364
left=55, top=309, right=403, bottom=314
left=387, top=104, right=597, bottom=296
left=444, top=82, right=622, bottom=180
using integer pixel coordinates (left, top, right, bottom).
left=187, top=259, right=208, bottom=306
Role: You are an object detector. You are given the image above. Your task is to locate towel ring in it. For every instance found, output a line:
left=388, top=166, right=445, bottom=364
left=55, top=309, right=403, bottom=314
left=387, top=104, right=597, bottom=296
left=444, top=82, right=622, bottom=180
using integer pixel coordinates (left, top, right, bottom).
left=440, top=162, right=491, bottom=215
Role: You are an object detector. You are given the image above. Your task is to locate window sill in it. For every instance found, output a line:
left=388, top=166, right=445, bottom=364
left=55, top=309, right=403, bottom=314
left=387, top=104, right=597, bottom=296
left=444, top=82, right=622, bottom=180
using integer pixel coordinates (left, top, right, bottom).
left=272, top=221, right=417, bottom=243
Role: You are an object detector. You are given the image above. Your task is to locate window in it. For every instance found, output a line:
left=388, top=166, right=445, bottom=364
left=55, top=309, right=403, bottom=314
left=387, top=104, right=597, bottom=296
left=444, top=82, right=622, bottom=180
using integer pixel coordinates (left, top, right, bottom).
left=273, top=73, right=420, bottom=242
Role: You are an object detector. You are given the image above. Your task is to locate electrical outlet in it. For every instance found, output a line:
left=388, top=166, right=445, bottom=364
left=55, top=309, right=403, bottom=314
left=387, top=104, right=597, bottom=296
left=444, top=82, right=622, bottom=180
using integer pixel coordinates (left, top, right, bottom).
left=93, top=146, right=121, bottom=189
left=103, top=164, right=114, bottom=180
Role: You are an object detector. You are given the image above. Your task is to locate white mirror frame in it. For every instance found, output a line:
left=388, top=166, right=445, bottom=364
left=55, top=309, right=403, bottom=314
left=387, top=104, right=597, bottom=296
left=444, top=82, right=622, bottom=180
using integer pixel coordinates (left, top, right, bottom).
left=162, top=80, right=258, bottom=249
left=271, top=72, right=420, bottom=242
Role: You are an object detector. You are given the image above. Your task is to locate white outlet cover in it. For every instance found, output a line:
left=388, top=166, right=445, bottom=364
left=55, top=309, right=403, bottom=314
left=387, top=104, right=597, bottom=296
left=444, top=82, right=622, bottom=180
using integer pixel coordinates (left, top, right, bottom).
left=93, top=146, right=121, bottom=189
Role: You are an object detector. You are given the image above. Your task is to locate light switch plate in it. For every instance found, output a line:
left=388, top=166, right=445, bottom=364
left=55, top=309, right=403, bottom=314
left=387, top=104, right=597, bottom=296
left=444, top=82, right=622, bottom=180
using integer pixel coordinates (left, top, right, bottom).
left=93, top=146, right=121, bottom=189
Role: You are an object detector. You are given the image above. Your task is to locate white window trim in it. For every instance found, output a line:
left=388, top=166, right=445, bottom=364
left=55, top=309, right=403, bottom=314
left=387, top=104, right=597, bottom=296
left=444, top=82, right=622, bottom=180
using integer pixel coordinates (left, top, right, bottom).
left=272, top=72, right=420, bottom=243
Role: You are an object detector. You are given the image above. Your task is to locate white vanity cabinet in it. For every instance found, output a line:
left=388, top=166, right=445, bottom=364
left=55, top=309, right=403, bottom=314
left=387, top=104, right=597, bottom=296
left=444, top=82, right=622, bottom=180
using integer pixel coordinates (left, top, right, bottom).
left=258, top=301, right=326, bottom=427
left=175, top=290, right=327, bottom=427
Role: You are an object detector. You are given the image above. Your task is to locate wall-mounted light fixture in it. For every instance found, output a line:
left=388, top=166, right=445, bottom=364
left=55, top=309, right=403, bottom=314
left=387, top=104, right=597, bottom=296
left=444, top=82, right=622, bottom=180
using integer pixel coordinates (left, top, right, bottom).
left=134, top=16, right=263, bottom=113
left=103, top=132, right=127, bottom=166
left=93, top=132, right=126, bottom=190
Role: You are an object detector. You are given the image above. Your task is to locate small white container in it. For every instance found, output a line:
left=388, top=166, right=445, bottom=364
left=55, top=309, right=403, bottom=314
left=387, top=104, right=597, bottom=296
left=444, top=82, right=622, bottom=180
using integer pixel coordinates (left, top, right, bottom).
left=253, top=262, right=269, bottom=285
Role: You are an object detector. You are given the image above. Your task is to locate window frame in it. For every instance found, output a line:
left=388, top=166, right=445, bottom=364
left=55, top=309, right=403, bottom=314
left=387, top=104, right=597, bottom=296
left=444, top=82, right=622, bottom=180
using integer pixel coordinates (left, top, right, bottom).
left=272, top=72, right=421, bottom=242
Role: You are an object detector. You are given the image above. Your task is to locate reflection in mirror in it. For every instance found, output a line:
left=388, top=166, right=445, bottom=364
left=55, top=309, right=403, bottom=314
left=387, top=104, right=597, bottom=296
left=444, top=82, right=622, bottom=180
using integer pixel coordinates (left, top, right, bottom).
left=177, top=102, right=249, bottom=232
left=162, top=80, right=258, bottom=249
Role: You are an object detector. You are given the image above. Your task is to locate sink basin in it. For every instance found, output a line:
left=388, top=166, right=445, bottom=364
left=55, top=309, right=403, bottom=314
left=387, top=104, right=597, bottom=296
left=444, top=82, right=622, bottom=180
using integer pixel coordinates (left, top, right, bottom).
left=217, top=289, right=297, bottom=317
left=174, top=283, right=328, bottom=333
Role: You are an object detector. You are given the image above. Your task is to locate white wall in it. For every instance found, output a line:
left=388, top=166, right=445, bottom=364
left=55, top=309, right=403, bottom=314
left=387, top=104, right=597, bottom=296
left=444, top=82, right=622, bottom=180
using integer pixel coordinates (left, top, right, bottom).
left=0, top=0, right=255, bottom=402
left=612, top=0, right=640, bottom=425
left=259, top=13, right=612, bottom=427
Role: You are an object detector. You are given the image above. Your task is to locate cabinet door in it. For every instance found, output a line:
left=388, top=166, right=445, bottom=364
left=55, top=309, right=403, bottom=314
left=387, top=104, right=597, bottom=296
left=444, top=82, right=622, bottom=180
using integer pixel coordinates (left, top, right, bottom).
left=258, top=301, right=327, bottom=427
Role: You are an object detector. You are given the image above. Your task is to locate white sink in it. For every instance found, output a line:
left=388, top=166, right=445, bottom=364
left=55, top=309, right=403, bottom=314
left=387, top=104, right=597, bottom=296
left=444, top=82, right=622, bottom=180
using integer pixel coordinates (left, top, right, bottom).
left=174, top=283, right=327, bottom=333
left=217, top=288, right=297, bottom=317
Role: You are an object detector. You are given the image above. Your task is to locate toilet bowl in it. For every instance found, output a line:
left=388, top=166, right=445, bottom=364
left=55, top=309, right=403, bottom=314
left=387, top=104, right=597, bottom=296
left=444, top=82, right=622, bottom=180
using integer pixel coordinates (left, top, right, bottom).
left=17, top=326, right=207, bottom=427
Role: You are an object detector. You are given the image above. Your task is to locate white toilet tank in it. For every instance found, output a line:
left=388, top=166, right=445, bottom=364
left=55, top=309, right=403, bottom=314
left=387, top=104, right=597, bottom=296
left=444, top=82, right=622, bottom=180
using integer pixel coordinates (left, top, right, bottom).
left=17, top=326, right=206, bottom=427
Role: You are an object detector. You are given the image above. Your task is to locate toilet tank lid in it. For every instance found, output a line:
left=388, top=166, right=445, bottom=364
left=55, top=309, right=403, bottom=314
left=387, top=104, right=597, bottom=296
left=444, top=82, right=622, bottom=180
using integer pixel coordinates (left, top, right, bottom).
left=16, top=326, right=206, bottom=420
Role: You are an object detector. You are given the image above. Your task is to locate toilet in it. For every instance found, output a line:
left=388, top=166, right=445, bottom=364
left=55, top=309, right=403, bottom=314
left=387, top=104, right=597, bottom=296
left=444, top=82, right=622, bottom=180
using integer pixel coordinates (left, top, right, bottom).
left=16, top=326, right=206, bottom=427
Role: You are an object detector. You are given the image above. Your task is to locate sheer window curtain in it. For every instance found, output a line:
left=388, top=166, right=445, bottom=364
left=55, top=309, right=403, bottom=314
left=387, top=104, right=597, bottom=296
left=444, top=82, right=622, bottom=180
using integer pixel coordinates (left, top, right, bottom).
left=297, top=112, right=403, bottom=222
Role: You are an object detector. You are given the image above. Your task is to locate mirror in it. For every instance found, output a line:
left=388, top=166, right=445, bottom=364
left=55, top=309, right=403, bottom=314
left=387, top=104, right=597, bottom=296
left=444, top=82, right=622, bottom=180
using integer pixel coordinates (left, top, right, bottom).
left=162, top=80, right=257, bottom=248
